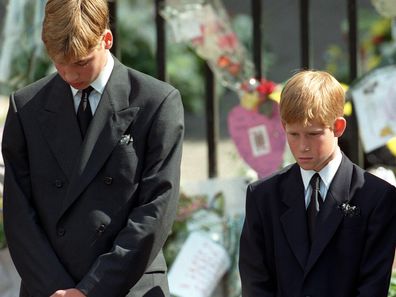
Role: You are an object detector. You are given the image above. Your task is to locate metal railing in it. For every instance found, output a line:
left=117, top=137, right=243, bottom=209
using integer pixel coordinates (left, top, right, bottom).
left=109, top=0, right=363, bottom=177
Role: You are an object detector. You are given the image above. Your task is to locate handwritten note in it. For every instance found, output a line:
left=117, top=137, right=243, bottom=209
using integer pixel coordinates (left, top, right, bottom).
left=351, top=65, right=396, bottom=152
left=168, top=232, right=231, bottom=297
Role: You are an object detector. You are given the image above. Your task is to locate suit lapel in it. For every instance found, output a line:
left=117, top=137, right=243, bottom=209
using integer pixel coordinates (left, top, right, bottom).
left=37, top=76, right=82, bottom=179
left=280, top=164, right=311, bottom=270
left=59, top=60, right=140, bottom=218
left=304, top=154, right=359, bottom=275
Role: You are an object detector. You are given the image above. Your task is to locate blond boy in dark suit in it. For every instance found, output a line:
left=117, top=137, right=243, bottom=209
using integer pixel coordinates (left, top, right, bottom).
left=2, top=1, right=184, bottom=296
left=239, top=70, right=396, bottom=297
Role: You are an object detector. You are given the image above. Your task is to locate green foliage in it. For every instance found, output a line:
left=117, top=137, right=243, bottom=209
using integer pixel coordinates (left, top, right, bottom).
left=117, top=0, right=207, bottom=113
left=0, top=197, right=5, bottom=249
left=389, top=271, right=396, bottom=297
left=0, top=226, right=5, bottom=249
left=167, top=46, right=206, bottom=113
left=0, top=1, right=49, bottom=94
left=163, top=191, right=226, bottom=265
left=163, top=192, right=209, bottom=265
left=324, top=9, right=395, bottom=83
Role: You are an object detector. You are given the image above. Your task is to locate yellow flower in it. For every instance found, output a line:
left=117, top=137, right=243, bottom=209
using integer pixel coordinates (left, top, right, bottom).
left=386, top=138, right=396, bottom=156
left=370, top=18, right=391, bottom=36
left=367, top=56, right=381, bottom=70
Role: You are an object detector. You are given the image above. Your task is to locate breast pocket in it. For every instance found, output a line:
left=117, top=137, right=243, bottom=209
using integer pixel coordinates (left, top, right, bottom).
left=336, top=216, right=366, bottom=246
left=113, top=140, right=136, bottom=155
left=104, top=142, right=139, bottom=182
left=340, top=216, right=364, bottom=230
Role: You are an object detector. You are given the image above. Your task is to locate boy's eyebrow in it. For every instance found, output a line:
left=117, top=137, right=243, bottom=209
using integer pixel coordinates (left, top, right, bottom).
left=74, top=56, right=93, bottom=65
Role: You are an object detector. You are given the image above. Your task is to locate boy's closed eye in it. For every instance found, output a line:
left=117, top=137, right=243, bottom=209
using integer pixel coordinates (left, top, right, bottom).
left=75, top=56, right=94, bottom=67
left=76, top=60, right=89, bottom=67
left=308, top=132, right=322, bottom=136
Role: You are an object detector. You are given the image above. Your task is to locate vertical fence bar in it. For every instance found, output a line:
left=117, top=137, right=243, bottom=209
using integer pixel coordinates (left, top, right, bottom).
left=348, top=0, right=358, bottom=82
left=155, top=0, right=167, bottom=81
left=300, top=0, right=310, bottom=69
left=205, top=63, right=218, bottom=178
left=108, top=0, right=118, bottom=57
left=344, top=0, right=364, bottom=167
left=252, top=0, right=262, bottom=79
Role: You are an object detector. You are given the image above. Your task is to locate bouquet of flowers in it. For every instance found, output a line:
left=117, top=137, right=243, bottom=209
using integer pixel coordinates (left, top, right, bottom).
left=164, top=191, right=244, bottom=297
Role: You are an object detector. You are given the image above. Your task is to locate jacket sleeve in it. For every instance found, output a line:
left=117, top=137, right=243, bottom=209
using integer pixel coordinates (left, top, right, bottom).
left=75, top=88, right=184, bottom=297
left=2, top=94, right=76, bottom=297
left=356, top=183, right=396, bottom=297
left=239, top=184, right=276, bottom=297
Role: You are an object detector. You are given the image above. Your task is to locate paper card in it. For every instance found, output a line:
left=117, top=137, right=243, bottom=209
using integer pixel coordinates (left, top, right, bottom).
left=350, top=65, right=396, bottom=152
left=248, top=125, right=271, bottom=157
left=168, top=232, right=231, bottom=297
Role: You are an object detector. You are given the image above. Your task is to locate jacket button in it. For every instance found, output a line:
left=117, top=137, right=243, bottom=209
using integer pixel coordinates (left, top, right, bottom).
left=57, top=228, right=66, bottom=237
left=104, top=177, right=113, bottom=185
left=54, top=179, right=63, bottom=188
left=96, top=224, right=106, bottom=233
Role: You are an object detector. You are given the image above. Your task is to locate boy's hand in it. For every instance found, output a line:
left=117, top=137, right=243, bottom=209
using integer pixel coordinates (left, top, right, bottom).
left=50, top=289, right=86, bottom=297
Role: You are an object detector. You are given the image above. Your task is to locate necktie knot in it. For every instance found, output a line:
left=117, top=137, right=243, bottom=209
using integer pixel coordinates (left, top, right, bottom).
left=82, top=86, right=94, bottom=97
left=81, top=86, right=94, bottom=109
left=77, top=86, right=94, bottom=138
left=310, top=173, right=321, bottom=192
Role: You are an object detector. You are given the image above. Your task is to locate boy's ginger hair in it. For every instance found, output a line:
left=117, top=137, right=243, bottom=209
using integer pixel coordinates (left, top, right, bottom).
left=280, top=70, right=345, bottom=127
left=42, top=0, right=109, bottom=63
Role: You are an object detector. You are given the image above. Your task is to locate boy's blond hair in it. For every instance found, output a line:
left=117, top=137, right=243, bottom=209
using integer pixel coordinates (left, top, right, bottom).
left=42, top=0, right=109, bottom=63
left=279, top=70, right=345, bottom=127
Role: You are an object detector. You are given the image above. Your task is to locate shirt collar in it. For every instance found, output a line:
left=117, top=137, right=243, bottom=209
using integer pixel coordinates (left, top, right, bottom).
left=300, top=147, right=343, bottom=191
left=70, top=51, right=114, bottom=96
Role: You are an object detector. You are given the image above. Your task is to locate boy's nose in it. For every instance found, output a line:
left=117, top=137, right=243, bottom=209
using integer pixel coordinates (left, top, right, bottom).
left=300, top=142, right=310, bottom=152
left=63, top=69, right=79, bottom=83
left=64, top=71, right=79, bottom=83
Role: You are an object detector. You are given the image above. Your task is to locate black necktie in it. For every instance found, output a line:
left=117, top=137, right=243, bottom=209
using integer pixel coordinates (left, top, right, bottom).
left=77, top=86, right=94, bottom=138
left=307, top=173, right=323, bottom=244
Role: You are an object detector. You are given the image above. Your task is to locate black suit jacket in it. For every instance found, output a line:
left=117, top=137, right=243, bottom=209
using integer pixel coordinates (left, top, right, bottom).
left=239, top=154, right=396, bottom=297
left=2, top=58, right=184, bottom=297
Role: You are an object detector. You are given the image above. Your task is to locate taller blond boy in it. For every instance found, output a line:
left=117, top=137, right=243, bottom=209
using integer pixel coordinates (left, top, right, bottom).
left=239, top=70, right=396, bottom=297
left=2, top=0, right=184, bottom=296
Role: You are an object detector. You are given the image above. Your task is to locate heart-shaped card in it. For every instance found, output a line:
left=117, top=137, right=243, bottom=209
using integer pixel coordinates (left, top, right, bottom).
left=228, top=102, right=286, bottom=178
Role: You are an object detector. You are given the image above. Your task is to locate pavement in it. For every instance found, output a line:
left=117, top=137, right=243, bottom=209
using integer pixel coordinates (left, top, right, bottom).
left=0, top=249, right=19, bottom=297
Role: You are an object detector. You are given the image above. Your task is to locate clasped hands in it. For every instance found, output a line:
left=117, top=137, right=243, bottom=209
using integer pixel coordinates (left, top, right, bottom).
left=50, top=289, right=86, bottom=297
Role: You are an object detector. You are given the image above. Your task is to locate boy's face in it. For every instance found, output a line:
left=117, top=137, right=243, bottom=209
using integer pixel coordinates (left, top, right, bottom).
left=53, top=30, right=113, bottom=90
left=283, top=118, right=346, bottom=172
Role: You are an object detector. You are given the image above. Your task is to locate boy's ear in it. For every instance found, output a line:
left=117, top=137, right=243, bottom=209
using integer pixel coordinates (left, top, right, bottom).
left=333, top=117, right=346, bottom=137
left=103, top=30, right=113, bottom=50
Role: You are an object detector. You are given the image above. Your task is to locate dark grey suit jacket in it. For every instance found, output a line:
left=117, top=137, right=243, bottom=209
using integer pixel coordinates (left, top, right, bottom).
left=2, top=58, right=184, bottom=297
left=239, top=154, right=396, bottom=297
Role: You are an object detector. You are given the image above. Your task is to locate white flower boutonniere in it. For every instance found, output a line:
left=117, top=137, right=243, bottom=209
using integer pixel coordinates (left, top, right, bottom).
left=338, top=202, right=361, bottom=217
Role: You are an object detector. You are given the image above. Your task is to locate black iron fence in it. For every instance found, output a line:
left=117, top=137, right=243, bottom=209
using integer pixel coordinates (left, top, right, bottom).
left=109, top=0, right=363, bottom=178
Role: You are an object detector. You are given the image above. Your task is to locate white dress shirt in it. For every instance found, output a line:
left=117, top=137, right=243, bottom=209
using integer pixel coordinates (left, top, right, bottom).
left=300, top=147, right=343, bottom=209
